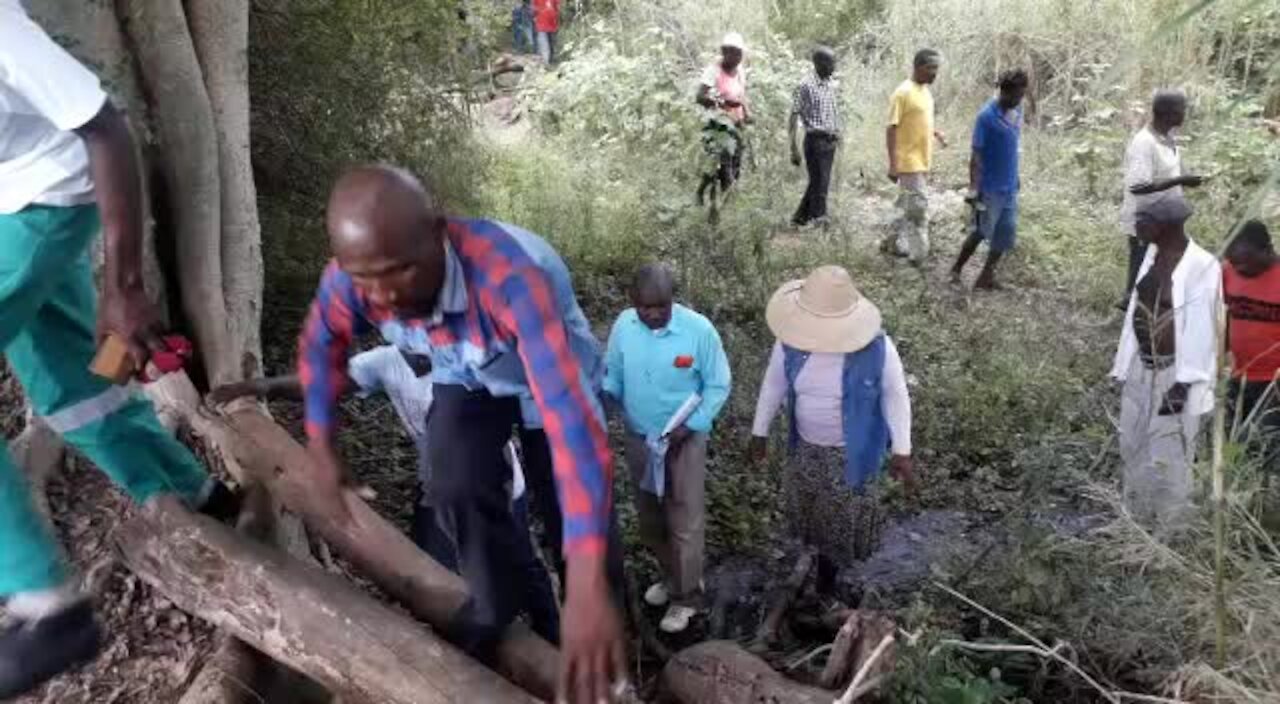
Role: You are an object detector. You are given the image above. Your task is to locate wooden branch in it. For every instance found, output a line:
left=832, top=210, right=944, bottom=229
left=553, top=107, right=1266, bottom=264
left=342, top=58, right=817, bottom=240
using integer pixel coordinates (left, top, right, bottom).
left=659, top=641, right=833, bottom=704
left=117, top=496, right=538, bottom=704
left=819, top=611, right=863, bottom=688
left=215, top=408, right=560, bottom=701
left=836, top=633, right=895, bottom=704
left=755, top=550, right=815, bottom=646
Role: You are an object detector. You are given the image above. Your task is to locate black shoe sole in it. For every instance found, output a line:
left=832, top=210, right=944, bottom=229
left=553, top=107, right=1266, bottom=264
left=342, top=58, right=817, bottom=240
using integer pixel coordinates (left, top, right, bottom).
left=0, top=610, right=103, bottom=698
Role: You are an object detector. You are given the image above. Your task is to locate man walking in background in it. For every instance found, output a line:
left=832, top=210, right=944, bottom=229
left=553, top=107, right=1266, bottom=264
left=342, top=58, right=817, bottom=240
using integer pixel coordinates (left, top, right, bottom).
left=533, top=0, right=560, bottom=64
left=1119, top=89, right=1207, bottom=306
left=1223, top=220, right=1280, bottom=463
left=603, top=264, right=731, bottom=634
left=1111, top=194, right=1220, bottom=531
left=951, top=69, right=1029, bottom=290
left=696, top=32, right=750, bottom=210
left=210, top=345, right=561, bottom=644
left=883, top=49, right=947, bottom=265
left=0, top=4, right=238, bottom=696
left=299, top=166, right=625, bottom=703
left=790, top=46, right=842, bottom=228
left=512, top=0, right=535, bottom=55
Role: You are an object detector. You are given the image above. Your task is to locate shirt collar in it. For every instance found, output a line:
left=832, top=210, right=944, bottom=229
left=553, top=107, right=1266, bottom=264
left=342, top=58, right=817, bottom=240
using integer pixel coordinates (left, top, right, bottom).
left=633, top=303, right=684, bottom=337
left=428, top=241, right=468, bottom=324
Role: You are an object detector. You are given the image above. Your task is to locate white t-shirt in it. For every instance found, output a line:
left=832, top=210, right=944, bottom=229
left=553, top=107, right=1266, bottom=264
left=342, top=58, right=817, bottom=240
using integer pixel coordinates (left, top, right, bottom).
left=0, top=1, right=107, bottom=214
left=347, top=346, right=526, bottom=498
left=1119, top=126, right=1182, bottom=236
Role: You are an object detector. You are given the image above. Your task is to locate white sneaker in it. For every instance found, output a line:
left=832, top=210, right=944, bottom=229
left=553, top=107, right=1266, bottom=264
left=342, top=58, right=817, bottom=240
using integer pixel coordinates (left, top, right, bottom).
left=659, top=605, right=697, bottom=634
left=643, top=582, right=670, bottom=607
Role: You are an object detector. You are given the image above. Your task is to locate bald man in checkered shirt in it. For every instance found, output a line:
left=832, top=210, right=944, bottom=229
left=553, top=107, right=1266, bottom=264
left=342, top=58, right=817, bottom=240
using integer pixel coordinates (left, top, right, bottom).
left=790, top=46, right=842, bottom=227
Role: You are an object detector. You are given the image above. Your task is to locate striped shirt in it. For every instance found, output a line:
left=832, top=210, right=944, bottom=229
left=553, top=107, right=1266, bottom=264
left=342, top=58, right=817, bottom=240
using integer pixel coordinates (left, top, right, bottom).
left=792, top=74, right=841, bottom=136
left=298, top=218, right=612, bottom=557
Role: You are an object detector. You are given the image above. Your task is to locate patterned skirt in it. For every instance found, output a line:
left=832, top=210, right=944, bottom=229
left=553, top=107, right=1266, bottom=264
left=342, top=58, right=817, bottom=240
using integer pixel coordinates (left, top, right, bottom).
left=783, top=441, right=886, bottom=565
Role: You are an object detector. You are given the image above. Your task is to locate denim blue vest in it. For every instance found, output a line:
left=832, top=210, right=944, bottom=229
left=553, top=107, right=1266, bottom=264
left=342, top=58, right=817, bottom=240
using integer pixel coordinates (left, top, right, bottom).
left=782, top=335, right=890, bottom=492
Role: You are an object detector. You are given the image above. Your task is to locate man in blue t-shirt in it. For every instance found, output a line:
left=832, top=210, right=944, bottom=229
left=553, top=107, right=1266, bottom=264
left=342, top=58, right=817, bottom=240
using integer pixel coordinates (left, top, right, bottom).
left=950, top=69, right=1029, bottom=290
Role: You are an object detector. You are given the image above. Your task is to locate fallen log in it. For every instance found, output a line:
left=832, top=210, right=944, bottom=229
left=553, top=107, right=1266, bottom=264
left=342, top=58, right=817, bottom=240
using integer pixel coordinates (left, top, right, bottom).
left=217, top=408, right=560, bottom=700
left=659, top=641, right=832, bottom=704
left=819, top=611, right=862, bottom=689
left=142, top=372, right=328, bottom=704
left=117, top=496, right=539, bottom=704
left=818, top=609, right=896, bottom=690
left=177, top=485, right=332, bottom=704
left=145, top=373, right=558, bottom=699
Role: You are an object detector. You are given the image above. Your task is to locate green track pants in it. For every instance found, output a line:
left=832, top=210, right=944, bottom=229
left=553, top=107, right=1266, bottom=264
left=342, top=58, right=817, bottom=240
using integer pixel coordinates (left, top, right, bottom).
left=0, top=205, right=210, bottom=596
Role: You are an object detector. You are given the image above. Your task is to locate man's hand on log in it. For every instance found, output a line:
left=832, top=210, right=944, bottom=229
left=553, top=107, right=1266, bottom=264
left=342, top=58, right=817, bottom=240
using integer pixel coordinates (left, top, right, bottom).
left=559, top=557, right=627, bottom=704
left=306, top=439, right=354, bottom=522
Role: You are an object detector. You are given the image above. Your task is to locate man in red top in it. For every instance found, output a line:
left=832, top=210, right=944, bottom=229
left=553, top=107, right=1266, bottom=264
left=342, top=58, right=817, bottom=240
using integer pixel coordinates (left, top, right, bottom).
left=1223, top=219, right=1280, bottom=462
left=533, top=0, right=560, bottom=64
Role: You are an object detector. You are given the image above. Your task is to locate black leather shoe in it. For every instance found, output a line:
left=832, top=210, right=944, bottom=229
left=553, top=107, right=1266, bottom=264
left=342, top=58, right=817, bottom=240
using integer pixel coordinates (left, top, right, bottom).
left=0, top=600, right=102, bottom=698
left=198, top=481, right=244, bottom=522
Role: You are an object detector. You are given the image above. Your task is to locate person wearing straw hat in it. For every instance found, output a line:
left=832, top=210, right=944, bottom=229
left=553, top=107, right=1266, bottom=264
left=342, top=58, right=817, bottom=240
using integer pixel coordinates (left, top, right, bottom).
left=1111, top=192, right=1220, bottom=530
left=603, top=263, right=732, bottom=634
left=750, top=266, right=915, bottom=578
left=696, top=32, right=750, bottom=208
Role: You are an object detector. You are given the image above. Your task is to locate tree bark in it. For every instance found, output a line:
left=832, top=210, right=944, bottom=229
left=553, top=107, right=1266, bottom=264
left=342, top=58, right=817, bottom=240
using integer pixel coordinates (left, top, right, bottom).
left=659, top=641, right=833, bottom=704
left=116, top=0, right=236, bottom=386
left=186, top=0, right=265, bottom=381
left=27, top=2, right=168, bottom=309
left=216, top=408, right=561, bottom=702
left=117, top=496, right=540, bottom=704
left=177, top=485, right=332, bottom=704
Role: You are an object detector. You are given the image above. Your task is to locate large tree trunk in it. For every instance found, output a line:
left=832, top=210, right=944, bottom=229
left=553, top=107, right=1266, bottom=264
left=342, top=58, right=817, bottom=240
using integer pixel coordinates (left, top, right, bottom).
left=186, top=0, right=265, bottom=380
left=117, top=497, right=539, bottom=704
left=116, top=0, right=236, bottom=386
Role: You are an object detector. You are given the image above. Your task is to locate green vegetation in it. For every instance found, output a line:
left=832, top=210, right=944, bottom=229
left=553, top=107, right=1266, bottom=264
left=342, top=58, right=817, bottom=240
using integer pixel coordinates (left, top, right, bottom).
left=252, top=0, right=1280, bottom=700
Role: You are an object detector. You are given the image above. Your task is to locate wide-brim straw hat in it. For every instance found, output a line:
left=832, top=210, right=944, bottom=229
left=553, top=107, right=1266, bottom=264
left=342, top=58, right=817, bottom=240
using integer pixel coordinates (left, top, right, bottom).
left=765, top=265, right=882, bottom=354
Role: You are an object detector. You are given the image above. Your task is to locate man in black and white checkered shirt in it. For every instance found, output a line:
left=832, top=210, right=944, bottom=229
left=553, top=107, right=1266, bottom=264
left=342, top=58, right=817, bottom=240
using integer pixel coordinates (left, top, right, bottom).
left=790, top=46, right=842, bottom=227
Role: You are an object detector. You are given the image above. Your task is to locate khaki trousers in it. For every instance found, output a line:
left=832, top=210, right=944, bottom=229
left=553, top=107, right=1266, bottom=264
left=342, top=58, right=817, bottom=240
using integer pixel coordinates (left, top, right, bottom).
left=625, top=432, right=707, bottom=604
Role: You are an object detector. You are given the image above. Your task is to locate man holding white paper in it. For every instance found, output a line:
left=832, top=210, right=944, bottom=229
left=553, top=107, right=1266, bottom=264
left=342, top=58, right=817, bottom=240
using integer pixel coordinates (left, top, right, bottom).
left=603, top=264, right=731, bottom=634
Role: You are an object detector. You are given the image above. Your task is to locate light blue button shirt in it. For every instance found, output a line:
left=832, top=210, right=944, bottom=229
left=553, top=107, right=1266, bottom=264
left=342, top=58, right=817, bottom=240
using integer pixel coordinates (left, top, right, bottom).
left=602, top=303, right=732, bottom=437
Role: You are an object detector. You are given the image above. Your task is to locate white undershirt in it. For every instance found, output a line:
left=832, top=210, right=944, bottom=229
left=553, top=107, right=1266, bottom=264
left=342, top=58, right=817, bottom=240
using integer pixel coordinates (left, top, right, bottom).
left=751, top=337, right=912, bottom=455
left=347, top=346, right=526, bottom=498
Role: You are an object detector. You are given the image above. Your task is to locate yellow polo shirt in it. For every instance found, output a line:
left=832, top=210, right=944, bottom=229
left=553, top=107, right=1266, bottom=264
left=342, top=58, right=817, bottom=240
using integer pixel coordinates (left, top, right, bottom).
left=887, top=80, right=934, bottom=174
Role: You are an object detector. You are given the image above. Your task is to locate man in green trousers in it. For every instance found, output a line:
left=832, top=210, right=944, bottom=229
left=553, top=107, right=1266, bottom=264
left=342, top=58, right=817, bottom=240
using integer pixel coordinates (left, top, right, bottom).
left=0, top=2, right=237, bottom=696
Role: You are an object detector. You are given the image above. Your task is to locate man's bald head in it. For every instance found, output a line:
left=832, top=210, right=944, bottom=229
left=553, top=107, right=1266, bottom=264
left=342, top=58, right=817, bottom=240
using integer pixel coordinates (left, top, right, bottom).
left=631, top=263, right=676, bottom=330
left=327, top=165, right=445, bottom=257
left=326, top=165, right=449, bottom=315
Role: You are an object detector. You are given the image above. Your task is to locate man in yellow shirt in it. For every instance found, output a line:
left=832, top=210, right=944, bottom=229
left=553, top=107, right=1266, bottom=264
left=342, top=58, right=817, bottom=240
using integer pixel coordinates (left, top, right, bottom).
left=883, top=49, right=947, bottom=265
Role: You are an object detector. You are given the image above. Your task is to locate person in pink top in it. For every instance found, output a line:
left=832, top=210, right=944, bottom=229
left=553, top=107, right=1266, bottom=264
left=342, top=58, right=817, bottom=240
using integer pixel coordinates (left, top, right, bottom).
left=533, top=0, right=560, bottom=64
left=695, top=33, right=750, bottom=209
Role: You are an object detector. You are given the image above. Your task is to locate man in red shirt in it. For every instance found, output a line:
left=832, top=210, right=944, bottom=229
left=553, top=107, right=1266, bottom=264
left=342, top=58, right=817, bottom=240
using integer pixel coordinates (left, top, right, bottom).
left=1223, top=219, right=1280, bottom=462
left=533, top=0, right=560, bottom=64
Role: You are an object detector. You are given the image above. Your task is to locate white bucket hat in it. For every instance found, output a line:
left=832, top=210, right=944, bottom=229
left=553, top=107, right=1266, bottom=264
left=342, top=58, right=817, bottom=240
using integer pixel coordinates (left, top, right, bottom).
left=721, top=32, right=745, bottom=51
left=765, top=266, right=882, bottom=354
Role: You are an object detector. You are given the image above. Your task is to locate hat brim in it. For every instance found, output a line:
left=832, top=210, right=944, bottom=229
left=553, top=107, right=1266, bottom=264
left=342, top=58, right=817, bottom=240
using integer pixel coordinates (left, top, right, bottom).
left=765, top=279, right=882, bottom=354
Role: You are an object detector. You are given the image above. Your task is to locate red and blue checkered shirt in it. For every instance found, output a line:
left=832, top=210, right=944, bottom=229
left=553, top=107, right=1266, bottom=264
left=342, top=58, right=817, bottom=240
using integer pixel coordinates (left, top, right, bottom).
left=298, top=218, right=613, bottom=558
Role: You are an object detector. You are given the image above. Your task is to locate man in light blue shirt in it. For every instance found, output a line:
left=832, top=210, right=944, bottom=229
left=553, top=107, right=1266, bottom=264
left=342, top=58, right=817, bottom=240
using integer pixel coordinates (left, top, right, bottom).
left=603, top=264, right=731, bottom=633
